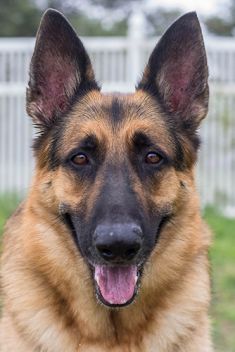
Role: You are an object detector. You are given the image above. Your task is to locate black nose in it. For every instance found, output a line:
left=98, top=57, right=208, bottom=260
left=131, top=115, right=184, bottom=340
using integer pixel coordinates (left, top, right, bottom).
left=94, top=223, right=143, bottom=263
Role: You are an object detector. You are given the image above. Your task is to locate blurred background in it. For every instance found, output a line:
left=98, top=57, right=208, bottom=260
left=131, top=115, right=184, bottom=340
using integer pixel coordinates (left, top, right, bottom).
left=0, top=0, right=234, bottom=350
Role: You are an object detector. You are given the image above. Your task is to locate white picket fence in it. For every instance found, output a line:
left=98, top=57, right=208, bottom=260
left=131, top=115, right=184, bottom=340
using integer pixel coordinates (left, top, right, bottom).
left=0, top=29, right=234, bottom=215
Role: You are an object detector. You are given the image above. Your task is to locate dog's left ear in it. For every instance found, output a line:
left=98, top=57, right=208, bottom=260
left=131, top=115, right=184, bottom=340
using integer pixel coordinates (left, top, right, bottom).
left=137, top=12, right=208, bottom=126
left=27, top=9, right=99, bottom=127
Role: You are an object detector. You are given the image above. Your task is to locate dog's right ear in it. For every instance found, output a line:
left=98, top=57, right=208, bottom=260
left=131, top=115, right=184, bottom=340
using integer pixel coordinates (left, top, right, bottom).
left=27, top=9, right=99, bottom=127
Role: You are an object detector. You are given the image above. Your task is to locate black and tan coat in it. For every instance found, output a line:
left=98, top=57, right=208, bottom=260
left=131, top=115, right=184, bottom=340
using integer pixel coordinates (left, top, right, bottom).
left=1, top=9, right=213, bottom=352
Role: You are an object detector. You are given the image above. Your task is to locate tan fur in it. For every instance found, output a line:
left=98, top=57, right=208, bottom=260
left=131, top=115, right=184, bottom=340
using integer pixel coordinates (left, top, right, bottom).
left=1, top=90, right=213, bottom=351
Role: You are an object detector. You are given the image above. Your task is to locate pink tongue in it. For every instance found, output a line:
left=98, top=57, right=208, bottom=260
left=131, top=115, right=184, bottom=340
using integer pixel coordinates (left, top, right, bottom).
left=95, top=265, right=138, bottom=305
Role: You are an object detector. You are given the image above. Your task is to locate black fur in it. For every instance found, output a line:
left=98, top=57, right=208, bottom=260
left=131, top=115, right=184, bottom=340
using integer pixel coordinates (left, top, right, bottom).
left=110, top=96, right=124, bottom=124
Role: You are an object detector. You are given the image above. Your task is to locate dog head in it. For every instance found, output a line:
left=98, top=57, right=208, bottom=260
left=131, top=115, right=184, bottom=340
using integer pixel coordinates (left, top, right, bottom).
left=27, top=9, right=208, bottom=307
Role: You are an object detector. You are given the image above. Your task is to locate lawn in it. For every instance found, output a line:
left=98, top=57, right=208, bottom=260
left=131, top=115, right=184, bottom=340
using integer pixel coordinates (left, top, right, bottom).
left=206, top=208, right=235, bottom=352
left=0, top=196, right=234, bottom=351
left=0, top=195, right=20, bottom=236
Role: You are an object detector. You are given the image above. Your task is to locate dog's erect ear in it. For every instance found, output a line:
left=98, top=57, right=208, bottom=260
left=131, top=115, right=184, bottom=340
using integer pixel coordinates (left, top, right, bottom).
left=137, top=12, right=208, bottom=126
left=27, top=9, right=99, bottom=127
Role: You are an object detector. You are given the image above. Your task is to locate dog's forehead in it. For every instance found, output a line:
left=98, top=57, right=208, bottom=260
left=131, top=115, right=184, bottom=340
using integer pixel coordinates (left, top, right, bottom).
left=60, top=90, right=172, bottom=153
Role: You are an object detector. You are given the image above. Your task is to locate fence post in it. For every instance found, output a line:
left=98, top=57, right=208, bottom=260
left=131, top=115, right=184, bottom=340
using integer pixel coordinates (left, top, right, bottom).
left=127, top=10, right=146, bottom=87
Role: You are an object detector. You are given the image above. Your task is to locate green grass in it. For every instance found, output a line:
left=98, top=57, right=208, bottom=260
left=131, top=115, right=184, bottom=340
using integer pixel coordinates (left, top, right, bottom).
left=0, top=194, right=20, bottom=238
left=205, top=207, right=235, bottom=352
left=0, top=197, right=234, bottom=350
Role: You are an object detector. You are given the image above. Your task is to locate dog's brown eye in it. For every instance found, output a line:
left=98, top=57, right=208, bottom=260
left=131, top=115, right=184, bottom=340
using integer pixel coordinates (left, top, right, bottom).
left=71, top=154, right=89, bottom=166
left=145, top=152, right=162, bottom=165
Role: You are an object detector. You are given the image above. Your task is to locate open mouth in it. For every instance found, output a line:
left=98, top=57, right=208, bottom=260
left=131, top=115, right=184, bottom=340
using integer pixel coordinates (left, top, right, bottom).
left=93, top=264, right=140, bottom=307
left=62, top=213, right=142, bottom=307
left=62, top=212, right=172, bottom=307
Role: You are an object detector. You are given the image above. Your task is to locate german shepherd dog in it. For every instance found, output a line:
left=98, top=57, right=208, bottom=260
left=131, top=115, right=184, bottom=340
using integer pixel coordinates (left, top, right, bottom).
left=1, top=9, right=213, bottom=352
